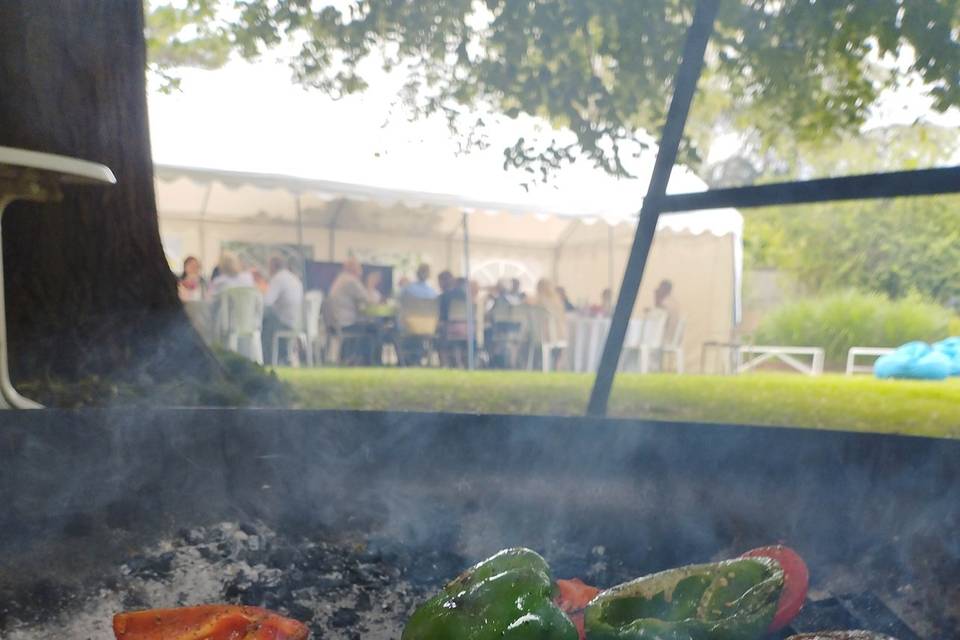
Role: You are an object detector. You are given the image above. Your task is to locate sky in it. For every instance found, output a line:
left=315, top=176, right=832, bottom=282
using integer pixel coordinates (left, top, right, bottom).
left=147, top=51, right=960, bottom=213
left=148, top=57, right=718, bottom=220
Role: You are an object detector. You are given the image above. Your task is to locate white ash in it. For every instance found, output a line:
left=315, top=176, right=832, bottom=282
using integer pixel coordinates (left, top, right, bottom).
left=2, top=522, right=429, bottom=640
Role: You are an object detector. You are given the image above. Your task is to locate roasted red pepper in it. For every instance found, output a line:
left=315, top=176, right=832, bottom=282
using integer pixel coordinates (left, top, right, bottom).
left=113, top=604, right=309, bottom=640
left=555, top=577, right=601, bottom=640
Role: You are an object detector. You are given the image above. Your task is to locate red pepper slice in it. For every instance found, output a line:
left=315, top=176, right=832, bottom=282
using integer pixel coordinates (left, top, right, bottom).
left=741, top=545, right=810, bottom=632
left=113, top=604, right=310, bottom=640
left=554, top=577, right=600, bottom=640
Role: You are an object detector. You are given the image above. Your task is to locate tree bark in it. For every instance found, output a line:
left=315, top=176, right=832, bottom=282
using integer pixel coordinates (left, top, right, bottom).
left=0, top=1, right=216, bottom=396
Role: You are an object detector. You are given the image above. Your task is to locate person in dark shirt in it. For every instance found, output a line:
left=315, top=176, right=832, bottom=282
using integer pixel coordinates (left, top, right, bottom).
left=556, top=286, right=576, bottom=312
left=437, top=270, right=455, bottom=322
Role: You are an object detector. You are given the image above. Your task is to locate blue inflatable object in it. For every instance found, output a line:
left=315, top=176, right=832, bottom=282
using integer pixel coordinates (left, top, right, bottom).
left=932, top=337, right=960, bottom=376
left=874, top=341, right=952, bottom=380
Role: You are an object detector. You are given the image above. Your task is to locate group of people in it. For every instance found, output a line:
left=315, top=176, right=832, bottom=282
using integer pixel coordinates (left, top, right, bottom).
left=324, top=260, right=470, bottom=332
left=177, top=252, right=304, bottom=360
left=177, top=251, right=678, bottom=368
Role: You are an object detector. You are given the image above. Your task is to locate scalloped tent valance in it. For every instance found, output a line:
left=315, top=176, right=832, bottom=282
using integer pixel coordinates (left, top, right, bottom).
left=154, top=164, right=743, bottom=245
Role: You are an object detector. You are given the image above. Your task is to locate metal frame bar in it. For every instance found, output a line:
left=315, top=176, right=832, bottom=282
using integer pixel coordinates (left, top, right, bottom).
left=586, top=1, right=960, bottom=417
left=655, top=165, right=960, bottom=213
left=587, top=0, right=720, bottom=416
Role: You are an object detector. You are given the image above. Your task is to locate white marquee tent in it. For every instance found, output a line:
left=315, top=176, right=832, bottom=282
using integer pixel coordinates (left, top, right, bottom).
left=155, top=164, right=742, bottom=372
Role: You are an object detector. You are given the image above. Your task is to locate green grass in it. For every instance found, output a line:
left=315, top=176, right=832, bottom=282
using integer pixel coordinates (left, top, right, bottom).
left=278, top=368, right=960, bottom=439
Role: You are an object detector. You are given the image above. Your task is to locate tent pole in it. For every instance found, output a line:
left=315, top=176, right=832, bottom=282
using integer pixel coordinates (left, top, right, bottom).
left=587, top=0, right=718, bottom=417
left=295, top=194, right=305, bottom=271
left=607, top=223, right=614, bottom=293
left=327, top=199, right=346, bottom=261
left=462, top=209, right=475, bottom=370
left=198, top=182, right=212, bottom=273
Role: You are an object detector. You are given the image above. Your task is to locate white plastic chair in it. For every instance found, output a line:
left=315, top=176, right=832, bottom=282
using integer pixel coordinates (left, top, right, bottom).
left=305, top=290, right=325, bottom=365
left=271, top=291, right=323, bottom=367
left=183, top=300, right=213, bottom=345
left=659, top=317, right=686, bottom=373
left=525, top=305, right=568, bottom=372
left=215, top=287, right=264, bottom=364
left=620, top=309, right=668, bottom=373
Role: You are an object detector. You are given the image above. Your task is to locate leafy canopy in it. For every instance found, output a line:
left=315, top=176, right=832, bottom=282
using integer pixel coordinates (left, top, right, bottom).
left=146, top=0, right=960, bottom=178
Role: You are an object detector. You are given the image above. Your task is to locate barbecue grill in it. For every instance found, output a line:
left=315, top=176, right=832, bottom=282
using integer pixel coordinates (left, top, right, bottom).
left=4, top=3, right=960, bottom=640
left=1, top=409, right=957, bottom=638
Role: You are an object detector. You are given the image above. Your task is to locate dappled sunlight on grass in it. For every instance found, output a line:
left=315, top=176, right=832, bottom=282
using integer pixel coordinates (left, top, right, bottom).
left=277, top=368, right=960, bottom=439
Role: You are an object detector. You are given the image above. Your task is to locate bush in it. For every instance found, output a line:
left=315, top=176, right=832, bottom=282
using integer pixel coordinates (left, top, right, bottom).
left=753, top=291, right=954, bottom=368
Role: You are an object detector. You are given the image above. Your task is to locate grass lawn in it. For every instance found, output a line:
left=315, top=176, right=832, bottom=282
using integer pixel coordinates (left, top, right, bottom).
left=278, top=368, right=960, bottom=439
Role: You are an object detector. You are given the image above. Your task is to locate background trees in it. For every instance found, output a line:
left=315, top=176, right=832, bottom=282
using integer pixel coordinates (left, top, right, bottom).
left=742, top=125, right=960, bottom=305
left=147, top=1, right=960, bottom=179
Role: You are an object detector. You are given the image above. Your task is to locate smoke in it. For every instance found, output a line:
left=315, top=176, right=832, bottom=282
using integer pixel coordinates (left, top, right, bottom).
left=2, top=409, right=958, bottom=636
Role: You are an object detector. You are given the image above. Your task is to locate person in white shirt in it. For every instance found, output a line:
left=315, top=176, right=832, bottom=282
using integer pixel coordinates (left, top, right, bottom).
left=209, top=252, right=255, bottom=296
left=262, top=255, right=304, bottom=362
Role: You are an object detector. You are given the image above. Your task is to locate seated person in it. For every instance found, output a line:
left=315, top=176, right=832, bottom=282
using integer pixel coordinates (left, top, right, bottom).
left=533, top=278, right=568, bottom=344
left=324, top=258, right=381, bottom=365
left=437, top=270, right=462, bottom=322
left=505, top=278, right=525, bottom=305
left=209, top=252, right=255, bottom=297
left=177, top=256, right=207, bottom=302
left=262, top=255, right=304, bottom=361
left=365, top=270, right=384, bottom=304
left=653, top=279, right=679, bottom=343
left=438, top=273, right=468, bottom=336
left=400, top=263, right=438, bottom=300
left=556, top=286, right=576, bottom=312
left=324, top=257, right=371, bottom=330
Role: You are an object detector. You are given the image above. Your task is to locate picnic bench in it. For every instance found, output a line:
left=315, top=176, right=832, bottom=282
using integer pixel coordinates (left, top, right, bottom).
left=845, top=347, right=895, bottom=376
left=736, top=345, right=825, bottom=376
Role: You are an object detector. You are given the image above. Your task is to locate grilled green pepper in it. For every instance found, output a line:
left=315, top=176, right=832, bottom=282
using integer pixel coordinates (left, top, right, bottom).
left=402, top=547, right=578, bottom=640
left=584, top=557, right=784, bottom=640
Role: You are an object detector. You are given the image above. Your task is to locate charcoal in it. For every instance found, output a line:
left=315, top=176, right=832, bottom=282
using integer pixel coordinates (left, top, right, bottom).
left=268, top=547, right=297, bottom=569
left=329, top=608, right=359, bottom=628
left=123, top=551, right=175, bottom=579
left=0, top=519, right=940, bottom=640
left=838, top=593, right=921, bottom=640
left=198, top=545, right=222, bottom=562
left=404, top=549, right=465, bottom=585
left=179, top=527, right=206, bottom=546
left=285, top=602, right=315, bottom=622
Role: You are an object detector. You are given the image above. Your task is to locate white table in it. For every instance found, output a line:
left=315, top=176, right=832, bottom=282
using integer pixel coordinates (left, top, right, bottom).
left=737, top=345, right=825, bottom=376
left=565, top=315, right=644, bottom=373
left=0, top=146, right=115, bottom=408
left=846, top=347, right=895, bottom=375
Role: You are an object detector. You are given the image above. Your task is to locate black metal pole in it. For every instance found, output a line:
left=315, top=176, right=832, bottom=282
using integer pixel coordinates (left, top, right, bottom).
left=587, top=0, right=719, bottom=417
left=655, top=165, right=960, bottom=213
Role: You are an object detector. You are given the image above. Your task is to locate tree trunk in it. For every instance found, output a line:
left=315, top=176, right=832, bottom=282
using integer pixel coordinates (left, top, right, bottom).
left=0, top=0, right=217, bottom=399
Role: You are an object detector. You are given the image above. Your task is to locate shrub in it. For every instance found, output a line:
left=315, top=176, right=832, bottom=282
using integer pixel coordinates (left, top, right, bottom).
left=752, top=291, right=954, bottom=368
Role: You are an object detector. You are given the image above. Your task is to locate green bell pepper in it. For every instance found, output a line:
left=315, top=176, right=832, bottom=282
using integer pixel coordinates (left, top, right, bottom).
left=402, top=547, right=578, bottom=640
left=584, top=557, right=784, bottom=640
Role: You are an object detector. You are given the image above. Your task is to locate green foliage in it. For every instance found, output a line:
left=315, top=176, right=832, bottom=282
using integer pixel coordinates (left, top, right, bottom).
left=145, top=0, right=232, bottom=91
left=753, top=291, right=953, bottom=367
left=22, top=346, right=293, bottom=408
left=742, top=125, right=960, bottom=302
left=747, top=193, right=960, bottom=303
left=145, top=1, right=960, bottom=177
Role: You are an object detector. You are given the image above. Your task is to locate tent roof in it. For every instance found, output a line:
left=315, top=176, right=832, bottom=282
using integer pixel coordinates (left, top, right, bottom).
left=154, top=164, right=742, bottom=246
